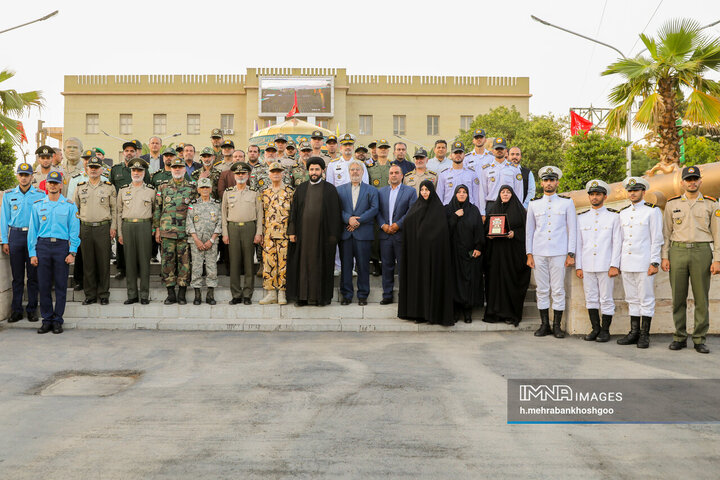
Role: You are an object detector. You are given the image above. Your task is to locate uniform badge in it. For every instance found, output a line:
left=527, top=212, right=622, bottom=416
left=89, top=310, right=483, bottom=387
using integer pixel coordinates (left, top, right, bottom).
left=715, top=209, right=720, bottom=217
left=12, top=205, right=17, bottom=210
left=490, top=177, right=495, bottom=182
left=675, top=218, right=682, bottom=224
left=259, top=179, right=264, bottom=186
left=482, top=164, right=490, bottom=169
left=337, top=174, right=342, bottom=179
left=295, top=179, right=302, bottom=185
left=75, top=212, right=80, bottom=218
left=373, top=179, right=380, bottom=186
left=165, top=196, right=171, bottom=202
left=194, top=215, right=199, bottom=222
left=474, top=178, right=479, bottom=185
left=41, top=215, right=47, bottom=221
left=516, top=173, right=523, bottom=180
left=448, top=182, right=453, bottom=187
left=125, top=200, right=131, bottom=205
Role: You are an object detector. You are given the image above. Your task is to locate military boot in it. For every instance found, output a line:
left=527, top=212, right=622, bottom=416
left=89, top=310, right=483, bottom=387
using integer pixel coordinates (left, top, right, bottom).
left=259, top=290, right=278, bottom=305
left=277, top=290, right=287, bottom=305
left=206, top=287, right=216, bottom=305
left=534, top=309, right=552, bottom=337
left=637, top=316, right=652, bottom=349
left=596, top=314, right=613, bottom=342
left=164, top=287, right=177, bottom=305
left=177, top=286, right=187, bottom=305
left=584, top=308, right=601, bottom=341
left=552, top=310, right=565, bottom=338
left=193, top=288, right=202, bottom=305
left=617, top=316, right=640, bottom=345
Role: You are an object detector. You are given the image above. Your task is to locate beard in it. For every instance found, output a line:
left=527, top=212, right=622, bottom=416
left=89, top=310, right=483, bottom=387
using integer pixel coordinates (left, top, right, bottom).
left=309, top=173, right=322, bottom=182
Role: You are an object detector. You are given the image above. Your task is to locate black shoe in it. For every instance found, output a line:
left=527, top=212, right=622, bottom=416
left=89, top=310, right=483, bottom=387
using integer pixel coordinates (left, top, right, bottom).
left=37, top=322, right=52, bottom=334
left=177, top=286, right=187, bottom=305
left=534, top=309, right=552, bottom=337
left=552, top=310, right=565, bottom=338
left=124, top=298, right=139, bottom=305
left=164, top=287, right=177, bottom=305
left=114, top=272, right=125, bottom=280
left=193, top=288, right=202, bottom=305
left=617, top=316, right=641, bottom=345
left=669, top=340, right=687, bottom=350
left=100, top=298, right=109, bottom=305
left=243, top=297, right=252, bottom=305
left=52, top=322, right=63, bottom=334
left=140, top=298, right=150, bottom=305
left=371, top=262, right=382, bottom=277
left=26, top=310, right=38, bottom=322
left=73, top=282, right=83, bottom=291
left=229, top=298, right=243, bottom=305
left=596, top=314, right=613, bottom=343
left=463, top=310, right=472, bottom=324
left=340, top=297, right=351, bottom=305
left=380, top=297, right=393, bottom=305
left=694, top=344, right=710, bottom=354
left=82, top=297, right=97, bottom=305
left=7, top=311, right=23, bottom=323
left=636, top=316, right=652, bottom=349
left=583, top=309, right=601, bottom=341
left=295, top=300, right=307, bottom=307
left=358, top=298, right=368, bottom=306
left=206, top=288, right=216, bottom=305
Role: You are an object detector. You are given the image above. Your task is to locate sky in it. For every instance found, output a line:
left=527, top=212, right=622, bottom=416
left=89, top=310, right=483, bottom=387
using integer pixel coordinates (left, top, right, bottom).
left=2, top=0, right=720, bottom=158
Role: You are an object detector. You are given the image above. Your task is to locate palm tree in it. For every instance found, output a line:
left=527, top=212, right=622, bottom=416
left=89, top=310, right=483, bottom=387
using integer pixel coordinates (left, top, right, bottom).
left=0, top=69, right=43, bottom=146
left=602, top=18, right=720, bottom=175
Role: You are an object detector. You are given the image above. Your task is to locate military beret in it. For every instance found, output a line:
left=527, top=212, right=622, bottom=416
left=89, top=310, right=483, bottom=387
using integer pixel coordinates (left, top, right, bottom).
left=35, top=145, right=53, bottom=156
left=539, top=165, right=562, bottom=180
left=197, top=177, right=212, bottom=188
left=413, top=148, right=428, bottom=158
left=221, top=140, right=235, bottom=148
left=451, top=141, right=465, bottom=153
left=162, top=147, right=177, bottom=156
left=376, top=139, right=390, bottom=148
left=200, top=147, right=215, bottom=156
left=211, top=128, right=223, bottom=138
left=682, top=165, right=701, bottom=179
left=493, top=137, right=507, bottom=149
left=16, top=163, right=33, bottom=174
left=94, top=147, right=105, bottom=155
left=46, top=171, right=63, bottom=183
left=310, top=130, right=325, bottom=140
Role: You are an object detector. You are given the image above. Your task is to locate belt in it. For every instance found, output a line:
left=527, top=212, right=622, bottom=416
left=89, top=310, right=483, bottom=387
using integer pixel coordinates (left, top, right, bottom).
left=39, top=237, right=66, bottom=243
left=123, top=218, right=151, bottom=223
left=81, top=220, right=111, bottom=227
left=230, top=221, right=255, bottom=227
left=9, top=226, right=29, bottom=232
left=671, top=241, right=711, bottom=248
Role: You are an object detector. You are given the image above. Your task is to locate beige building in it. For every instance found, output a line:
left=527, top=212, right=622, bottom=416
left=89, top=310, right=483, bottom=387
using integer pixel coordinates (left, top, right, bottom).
left=62, top=68, right=530, bottom=159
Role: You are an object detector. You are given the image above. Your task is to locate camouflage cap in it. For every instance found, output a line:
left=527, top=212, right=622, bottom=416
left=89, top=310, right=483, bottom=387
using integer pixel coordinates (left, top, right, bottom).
left=286, top=141, right=296, bottom=149
left=221, top=139, right=235, bottom=148
left=128, top=158, right=148, bottom=170
left=413, top=148, right=428, bottom=158
left=162, top=147, right=177, bottom=156
left=265, top=142, right=277, bottom=152
left=197, top=177, right=212, bottom=188
left=46, top=170, right=63, bottom=183
left=170, top=157, right=186, bottom=167
left=299, top=141, right=312, bottom=151
left=268, top=162, right=284, bottom=172
left=200, top=147, right=215, bottom=156
left=211, top=128, right=223, bottom=138
left=274, top=134, right=287, bottom=143
left=35, top=145, right=53, bottom=156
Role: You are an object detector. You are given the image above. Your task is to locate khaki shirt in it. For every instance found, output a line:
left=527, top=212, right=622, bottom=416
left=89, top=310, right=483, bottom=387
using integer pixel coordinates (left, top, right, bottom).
left=117, top=183, right=155, bottom=239
left=221, top=186, right=263, bottom=237
left=74, top=179, right=117, bottom=230
left=404, top=169, right=438, bottom=194
left=212, top=160, right=235, bottom=174
left=662, top=193, right=720, bottom=261
left=32, top=166, right=61, bottom=187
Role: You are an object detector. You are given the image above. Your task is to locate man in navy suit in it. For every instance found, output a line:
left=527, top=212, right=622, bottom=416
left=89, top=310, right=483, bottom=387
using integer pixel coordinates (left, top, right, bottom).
left=376, top=164, right=417, bottom=304
left=338, top=161, right=379, bottom=305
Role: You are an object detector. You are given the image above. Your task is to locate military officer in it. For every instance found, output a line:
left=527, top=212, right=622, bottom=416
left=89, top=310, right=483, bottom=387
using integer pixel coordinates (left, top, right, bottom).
left=74, top=156, right=117, bottom=306
left=368, top=139, right=392, bottom=190
left=258, top=162, right=294, bottom=305
left=117, top=159, right=155, bottom=305
left=616, top=176, right=663, bottom=349
left=403, top=148, right=437, bottom=194
left=435, top=141, right=480, bottom=206
left=187, top=177, right=222, bottom=305
left=213, top=140, right=236, bottom=173
left=285, top=141, right=297, bottom=161
left=192, top=147, right=221, bottom=199
left=250, top=143, right=292, bottom=193
left=67, top=152, right=108, bottom=200
left=327, top=134, right=369, bottom=188
left=222, top=162, right=263, bottom=305
left=28, top=171, right=80, bottom=334
left=526, top=166, right=577, bottom=339
left=575, top=179, right=622, bottom=342
left=478, top=137, right=524, bottom=215
left=274, top=134, right=290, bottom=161
left=290, top=142, right=312, bottom=186
left=32, top=145, right=60, bottom=187
left=152, top=148, right=191, bottom=188
left=153, top=157, right=197, bottom=305
left=210, top=128, right=224, bottom=162
left=310, top=130, right=331, bottom=163
left=464, top=128, right=494, bottom=171
left=662, top=166, right=720, bottom=354
left=325, top=134, right=340, bottom=161
left=1, top=162, right=46, bottom=323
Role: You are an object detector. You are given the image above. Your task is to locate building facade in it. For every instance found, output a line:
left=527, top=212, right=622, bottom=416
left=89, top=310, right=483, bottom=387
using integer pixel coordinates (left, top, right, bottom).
left=62, top=68, right=530, bottom=159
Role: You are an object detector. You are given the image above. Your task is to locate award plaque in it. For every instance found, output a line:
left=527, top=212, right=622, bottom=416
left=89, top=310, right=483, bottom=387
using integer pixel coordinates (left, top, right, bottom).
left=487, top=213, right=509, bottom=237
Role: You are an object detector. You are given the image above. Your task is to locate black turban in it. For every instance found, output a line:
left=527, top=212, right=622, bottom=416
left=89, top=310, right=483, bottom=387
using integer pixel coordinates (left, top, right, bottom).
left=306, top=156, right=326, bottom=170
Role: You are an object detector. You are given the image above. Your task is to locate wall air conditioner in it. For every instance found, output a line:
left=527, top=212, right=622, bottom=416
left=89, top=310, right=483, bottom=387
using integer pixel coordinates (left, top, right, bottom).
left=223, top=129, right=234, bottom=135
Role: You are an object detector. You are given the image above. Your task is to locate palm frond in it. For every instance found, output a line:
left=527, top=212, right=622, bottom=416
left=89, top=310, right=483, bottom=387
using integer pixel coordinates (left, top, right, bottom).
left=684, top=89, right=720, bottom=126
left=0, top=70, right=15, bottom=84
left=604, top=106, right=629, bottom=136
left=639, top=33, right=658, bottom=59
left=601, top=57, right=654, bottom=79
left=634, top=92, right=664, bottom=128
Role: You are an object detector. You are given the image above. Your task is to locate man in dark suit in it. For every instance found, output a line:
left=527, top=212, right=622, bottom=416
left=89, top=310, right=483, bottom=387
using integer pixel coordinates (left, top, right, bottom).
left=337, top=160, right=379, bottom=305
left=377, top=164, right=417, bottom=304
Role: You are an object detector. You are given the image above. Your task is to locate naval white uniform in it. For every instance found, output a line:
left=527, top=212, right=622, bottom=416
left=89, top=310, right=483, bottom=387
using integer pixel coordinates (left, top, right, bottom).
left=576, top=206, right=622, bottom=315
left=477, top=159, right=524, bottom=215
left=326, top=157, right=369, bottom=187
left=526, top=193, right=577, bottom=311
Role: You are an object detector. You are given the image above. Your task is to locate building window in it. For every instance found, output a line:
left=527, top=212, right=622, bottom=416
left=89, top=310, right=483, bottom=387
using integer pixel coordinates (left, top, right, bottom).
left=359, top=115, right=373, bottom=135
left=427, top=115, right=439, bottom=135
left=153, top=114, right=167, bottom=136
left=393, top=115, right=406, bottom=136
left=221, top=114, right=234, bottom=132
left=187, top=114, right=200, bottom=135
left=119, top=114, right=132, bottom=135
left=317, top=119, right=328, bottom=129
left=461, top=115, right=473, bottom=131
left=86, top=114, right=99, bottom=134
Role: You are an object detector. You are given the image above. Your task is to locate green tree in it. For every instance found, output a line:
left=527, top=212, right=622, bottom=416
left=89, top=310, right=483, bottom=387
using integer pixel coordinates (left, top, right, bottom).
left=456, top=106, right=525, bottom=146
left=0, top=69, right=43, bottom=146
left=560, top=133, right=628, bottom=192
left=0, top=142, right=18, bottom=190
left=513, top=114, right=566, bottom=177
left=683, top=135, right=720, bottom=165
left=602, top=19, right=720, bottom=172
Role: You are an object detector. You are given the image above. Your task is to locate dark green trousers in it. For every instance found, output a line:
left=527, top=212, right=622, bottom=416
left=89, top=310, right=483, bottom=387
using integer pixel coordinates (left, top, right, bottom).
left=123, top=220, right=152, bottom=300
left=80, top=223, right=111, bottom=300
left=228, top=222, right=256, bottom=299
left=669, top=242, right=712, bottom=344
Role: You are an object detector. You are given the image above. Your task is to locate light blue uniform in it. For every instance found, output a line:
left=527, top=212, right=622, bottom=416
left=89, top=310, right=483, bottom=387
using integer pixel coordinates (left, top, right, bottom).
left=478, top=160, right=524, bottom=215
left=435, top=166, right=480, bottom=206
left=523, top=170, right=536, bottom=209
left=426, top=157, right=452, bottom=174
left=464, top=151, right=494, bottom=171
left=28, top=195, right=81, bottom=257
left=1, top=186, right=46, bottom=242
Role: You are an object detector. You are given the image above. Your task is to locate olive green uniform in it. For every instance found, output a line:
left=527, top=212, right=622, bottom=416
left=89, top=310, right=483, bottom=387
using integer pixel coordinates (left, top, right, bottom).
left=368, top=161, right=391, bottom=190
left=117, top=183, right=155, bottom=301
left=222, top=186, right=263, bottom=300
left=662, top=193, right=720, bottom=345
left=74, top=179, right=117, bottom=301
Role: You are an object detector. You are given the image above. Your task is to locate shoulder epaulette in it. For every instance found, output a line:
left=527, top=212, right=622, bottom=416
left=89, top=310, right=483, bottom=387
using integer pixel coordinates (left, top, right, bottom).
left=667, top=195, right=681, bottom=202
left=71, top=172, right=83, bottom=178
left=531, top=196, right=541, bottom=201
left=77, top=181, right=87, bottom=186
left=704, top=195, right=717, bottom=202
left=577, top=209, right=590, bottom=215
left=104, top=181, right=112, bottom=185
left=607, top=207, right=618, bottom=213
left=212, top=160, right=222, bottom=167
left=482, top=164, right=490, bottom=169
left=404, top=171, right=413, bottom=177
left=428, top=170, right=437, bottom=175
left=34, top=198, right=44, bottom=203
left=619, top=205, right=631, bottom=211
left=644, top=201, right=657, bottom=208
left=558, top=194, right=570, bottom=199
left=4, top=188, right=12, bottom=193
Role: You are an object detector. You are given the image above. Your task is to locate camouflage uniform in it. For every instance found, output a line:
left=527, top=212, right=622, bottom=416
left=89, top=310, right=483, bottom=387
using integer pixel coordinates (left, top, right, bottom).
left=261, top=185, right=293, bottom=290
left=290, top=161, right=309, bottom=187
left=186, top=198, right=222, bottom=288
left=250, top=162, right=292, bottom=192
left=153, top=178, right=197, bottom=287
left=191, top=167, right=220, bottom=199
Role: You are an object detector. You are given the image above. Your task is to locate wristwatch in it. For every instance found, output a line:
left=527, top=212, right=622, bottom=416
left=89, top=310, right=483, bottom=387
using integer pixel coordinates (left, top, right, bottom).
left=568, top=252, right=575, bottom=259
left=69, top=252, right=76, bottom=257
left=650, top=262, right=659, bottom=267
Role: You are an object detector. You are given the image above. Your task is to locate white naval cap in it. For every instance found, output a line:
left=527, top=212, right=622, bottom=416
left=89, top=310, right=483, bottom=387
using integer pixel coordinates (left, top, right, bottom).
left=538, top=165, right=562, bottom=180
left=585, top=179, right=610, bottom=194
left=622, top=176, right=650, bottom=191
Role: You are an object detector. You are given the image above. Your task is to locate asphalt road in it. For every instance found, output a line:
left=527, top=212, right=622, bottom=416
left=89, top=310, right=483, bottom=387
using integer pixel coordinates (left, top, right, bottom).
left=0, top=329, right=718, bottom=479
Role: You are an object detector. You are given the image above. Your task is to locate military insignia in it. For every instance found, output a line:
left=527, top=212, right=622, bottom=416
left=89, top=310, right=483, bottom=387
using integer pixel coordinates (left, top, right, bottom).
left=295, top=179, right=302, bottom=185
left=516, top=173, right=523, bottom=180
left=372, top=179, right=380, bottom=186
left=474, top=178, right=479, bottom=185
left=20, top=164, right=28, bottom=171
left=675, top=218, right=682, bottom=224
left=448, top=182, right=453, bottom=187
left=194, top=215, right=199, bottom=222
left=100, top=197, right=105, bottom=203
left=337, top=174, right=342, bottom=179
left=12, top=205, right=17, bottom=210
left=125, top=200, right=131, bottom=205
left=75, top=212, right=80, bottom=218
left=628, top=178, right=636, bottom=186
left=490, top=177, right=495, bottom=182
left=591, top=181, right=598, bottom=187
left=165, top=196, right=171, bottom=202
left=41, top=215, right=47, bottom=221
left=715, top=209, right=720, bottom=217
left=482, top=164, right=490, bottom=169
left=259, top=179, right=264, bottom=186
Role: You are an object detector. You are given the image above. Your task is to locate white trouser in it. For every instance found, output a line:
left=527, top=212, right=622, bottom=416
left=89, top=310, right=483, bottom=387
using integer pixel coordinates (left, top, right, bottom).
left=621, top=271, right=655, bottom=317
left=582, top=271, right=615, bottom=315
left=534, top=255, right=567, bottom=311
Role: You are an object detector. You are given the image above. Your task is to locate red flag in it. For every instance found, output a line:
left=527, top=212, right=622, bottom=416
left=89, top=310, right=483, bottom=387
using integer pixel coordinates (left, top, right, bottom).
left=286, top=91, right=299, bottom=118
left=570, top=111, right=593, bottom=136
left=17, top=121, right=28, bottom=144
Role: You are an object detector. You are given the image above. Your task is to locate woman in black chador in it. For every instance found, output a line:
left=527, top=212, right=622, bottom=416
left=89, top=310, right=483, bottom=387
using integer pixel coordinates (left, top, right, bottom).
left=445, top=185, right=484, bottom=323
left=398, top=180, right=454, bottom=326
left=483, top=185, right=531, bottom=326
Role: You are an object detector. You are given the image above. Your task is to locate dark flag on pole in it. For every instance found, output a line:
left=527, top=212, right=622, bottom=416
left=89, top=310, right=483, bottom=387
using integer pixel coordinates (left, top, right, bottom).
left=570, top=111, right=593, bottom=136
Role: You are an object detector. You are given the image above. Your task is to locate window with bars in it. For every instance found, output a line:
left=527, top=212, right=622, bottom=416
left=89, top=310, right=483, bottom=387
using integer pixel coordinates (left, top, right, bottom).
left=86, top=114, right=99, bottom=134
left=427, top=115, right=439, bottom=135
left=187, top=114, right=200, bottom=135
left=153, top=114, right=167, bottom=135
left=119, top=114, right=132, bottom=135
left=393, top=115, right=406, bottom=136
